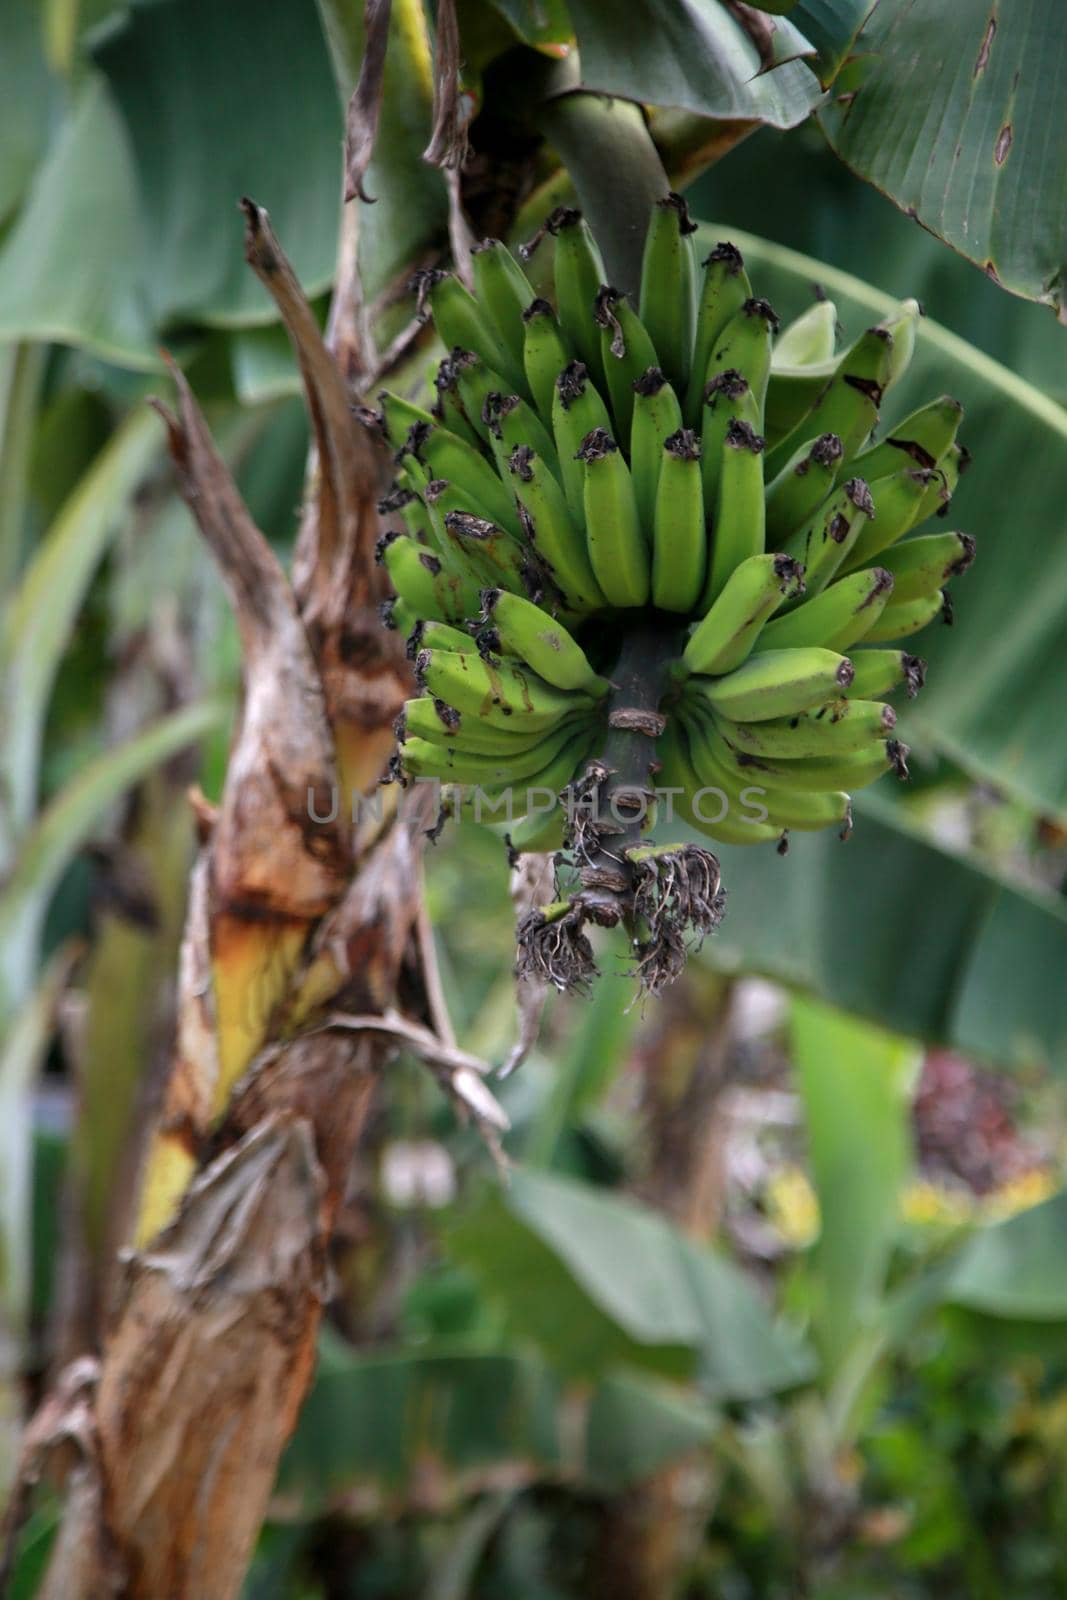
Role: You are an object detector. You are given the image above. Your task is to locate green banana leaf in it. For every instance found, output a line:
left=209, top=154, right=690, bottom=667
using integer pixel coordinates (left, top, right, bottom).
left=688, top=126, right=1067, bottom=406
left=696, top=794, right=1067, bottom=1075
left=0, top=700, right=226, bottom=1014
left=820, top=0, right=1067, bottom=318
left=566, top=0, right=823, bottom=130
left=0, top=406, right=162, bottom=842
left=277, top=1337, right=717, bottom=1511
left=0, top=0, right=61, bottom=227
left=698, top=224, right=1067, bottom=826
left=790, top=997, right=919, bottom=1370
left=0, top=77, right=157, bottom=367
left=944, top=1189, right=1067, bottom=1321
left=91, top=0, right=342, bottom=330
left=788, top=0, right=877, bottom=85
left=446, top=1168, right=814, bottom=1395
left=484, top=0, right=572, bottom=46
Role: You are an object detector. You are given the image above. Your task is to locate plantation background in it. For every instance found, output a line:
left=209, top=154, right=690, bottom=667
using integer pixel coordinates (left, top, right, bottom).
left=3, top=1, right=1067, bottom=1595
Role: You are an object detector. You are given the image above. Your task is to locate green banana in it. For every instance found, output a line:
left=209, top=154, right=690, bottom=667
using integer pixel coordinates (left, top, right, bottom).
left=782, top=476, right=875, bottom=595
left=401, top=694, right=584, bottom=755
left=700, top=369, right=760, bottom=515
left=507, top=444, right=607, bottom=615
left=838, top=467, right=936, bottom=571
left=630, top=366, right=684, bottom=533
left=682, top=553, right=805, bottom=677
left=402, top=713, right=587, bottom=786
left=863, top=589, right=948, bottom=643
left=656, top=717, right=781, bottom=846
left=376, top=392, right=437, bottom=453
left=718, top=697, right=897, bottom=759
left=377, top=531, right=470, bottom=623
left=415, top=647, right=594, bottom=731
left=423, top=480, right=541, bottom=599
left=578, top=428, right=650, bottom=608
left=544, top=208, right=607, bottom=389
left=915, top=442, right=965, bottom=523
left=702, top=299, right=778, bottom=427
left=470, top=239, right=537, bottom=376
left=412, top=421, right=523, bottom=537
left=756, top=566, right=894, bottom=653
left=844, top=394, right=964, bottom=482
left=690, top=646, right=855, bottom=722
left=485, top=391, right=559, bottom=482
left=765, top=325, right=894, bottom=471
left=651, top=428, right=706, bottom=613
left=431, top=350, right=486, bottom=449
left=551, top=360, right=615, bottom=517
left=477, top=588, right=612, bottom=695
left=765, top=433, right=844, bottom=542
left=720, top=734, right=908, bottom=794
left=522, top=298, right=572, bottom=425
left=875, top=530, right=976, bottom=601
left=639, top=192, right=698, bottom=395
left=410, top=619, right=479, bottom=655
left=845, top=648, right=927, bottom=700
left=685, top=241, right=752, bottom=425
left=685, top=706, right=852, bottom=833
left=451, top=349, right=516, bottom=448
left=594, top=285, right=660, bottom=448
left=429, top=272, right=527, bottom=397
left=702, top=419, right=767, bottom=608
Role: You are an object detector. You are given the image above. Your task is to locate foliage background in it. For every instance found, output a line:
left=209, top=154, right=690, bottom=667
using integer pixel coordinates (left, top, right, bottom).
left=2, top=1, right=1067, bottom=1595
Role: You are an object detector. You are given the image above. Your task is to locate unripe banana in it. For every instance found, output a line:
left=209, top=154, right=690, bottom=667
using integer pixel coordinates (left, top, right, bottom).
left=782, top=476, right=875, bottom=595
left=765, top=433, right=844, bottom=542
left=702, top=418, right=767, bottom=608
left=477, top=589, right=612, bottom=695
left=543, top=208, right=607, bottom=388
left=551, top=361, right=615, bottom=517
left=685, top=241, right=752, bottom=424
left=682, top=553, right=805, bottom=677
left=845, top=648, right=927, bottom=700
left=700, top=370, right=760, bottom=515
left=415, top=647, right=594, bottom=731
left=719, top=697, right=897, bottom=758
left=484, top=391, right=560, bottom=482
left=578, top=428, right=650, bottom=608
left=838, top=467, right=936, bottom=571
left=862, top=589, right=948, bottom=643
left=470, top=239, right=538, bottom=376
left=429, top=272, right=528, bottom=397
left=594, top=285, right=660, bottom=448
left=412, top=421, right=523, bottom=537
left=756, top=566, right=894, bottom=653
left=846, top=394, right=964, bottom=485
left=766, top=325, right=894, bottom=471
left=639, top=193, right=699, bottom=395
left=657, top=717, right=782, bottom=846
left=651, top=428, right=706, bottom=614
left=875, top=530, right=976, bottom=601
left=507, top=444, right=607, bottom=615
left=690, top=646, right=855, bottom=721
left=522, top=298, right=573, bottom=425
left=630, top=366, right=684, bottom=533
left=376, top=200, right=970, bottom=931
left=703, top=299, right=778, bottom=427
left=377, top=531, right=468, bottom=623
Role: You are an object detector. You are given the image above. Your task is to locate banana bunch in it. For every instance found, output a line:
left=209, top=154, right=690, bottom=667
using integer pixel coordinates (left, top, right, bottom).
left=368, top=198, right=974, bottom=991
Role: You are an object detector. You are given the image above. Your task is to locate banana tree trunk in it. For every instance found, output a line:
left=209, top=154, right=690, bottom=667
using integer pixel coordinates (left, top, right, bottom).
left=13, top=200, right=453, bottom=1600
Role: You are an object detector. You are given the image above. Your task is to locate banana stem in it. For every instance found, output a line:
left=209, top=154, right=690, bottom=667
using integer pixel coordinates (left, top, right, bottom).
left=574, top=621, right=681, bottom=926
left=530, top=55, right=669, bottom=295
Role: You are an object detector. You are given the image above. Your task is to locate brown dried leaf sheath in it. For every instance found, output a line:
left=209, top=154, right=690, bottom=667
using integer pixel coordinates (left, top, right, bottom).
left=17, top=209, right=441, bottom=1600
